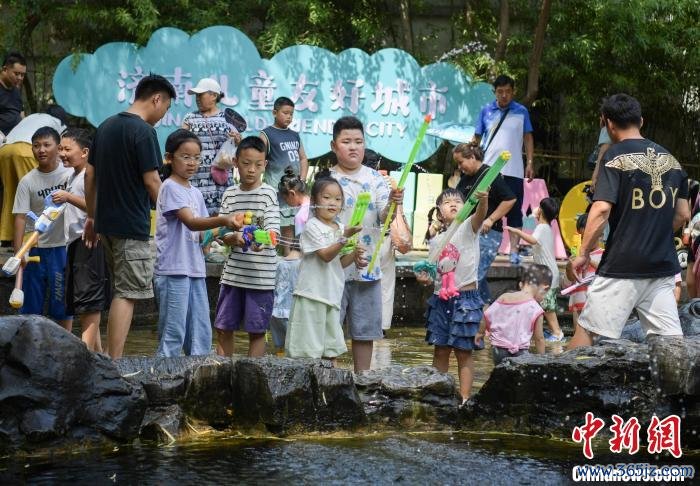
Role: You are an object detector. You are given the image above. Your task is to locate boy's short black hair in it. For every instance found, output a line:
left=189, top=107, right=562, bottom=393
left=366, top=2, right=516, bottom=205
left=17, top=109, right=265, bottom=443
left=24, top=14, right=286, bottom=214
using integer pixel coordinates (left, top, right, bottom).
left=31, top=126, right=60, bottom=145
left=601, top=93, right=642, bottom=129
left=134, top=74, right=177, bottom=101
left=539, top=197, right=559, bottom=223
left=274, top=97, right=294, bottom=111
left=493, top=74, right=515, bottom=90
left=520, top=264, right=553, bottom=287
left=3, top=51, right=26, bottom=67
left=236, top=135, right=267, bottom=157
left=332, top=116, right=364, bottom=140
left=62, top=128, right=92, bottom=150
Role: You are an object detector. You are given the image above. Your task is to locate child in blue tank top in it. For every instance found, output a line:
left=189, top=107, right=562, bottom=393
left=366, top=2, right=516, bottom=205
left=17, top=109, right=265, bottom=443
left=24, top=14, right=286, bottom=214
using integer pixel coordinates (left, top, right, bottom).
left=260, top=97, right=309, bottom=255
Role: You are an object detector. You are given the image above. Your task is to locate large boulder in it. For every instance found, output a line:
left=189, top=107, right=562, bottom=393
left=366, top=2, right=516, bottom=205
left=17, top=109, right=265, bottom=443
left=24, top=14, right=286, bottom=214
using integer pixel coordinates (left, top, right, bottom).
left=232, top=357, right=366, bottom=434
left=0, top=315, right=146, bottom=452
left=463, top=338, right=700, bottom=449
left=354, top=365, right=459, bottom=426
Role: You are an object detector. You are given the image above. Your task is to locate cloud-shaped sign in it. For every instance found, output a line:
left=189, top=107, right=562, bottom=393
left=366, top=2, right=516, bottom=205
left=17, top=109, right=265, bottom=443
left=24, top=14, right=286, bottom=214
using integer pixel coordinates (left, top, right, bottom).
left=53, top=26, right=492, bottom=162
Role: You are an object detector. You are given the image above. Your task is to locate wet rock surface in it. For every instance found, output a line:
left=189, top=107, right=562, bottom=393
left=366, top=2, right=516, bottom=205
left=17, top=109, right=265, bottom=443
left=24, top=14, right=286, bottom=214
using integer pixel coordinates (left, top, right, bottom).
left=0, top=315, right=146, bottom=452
left=463, top=338, right=700, bottom=449
left=232, top=357, right=365, bottom=433
left=355, top=365, right=459, bottom=426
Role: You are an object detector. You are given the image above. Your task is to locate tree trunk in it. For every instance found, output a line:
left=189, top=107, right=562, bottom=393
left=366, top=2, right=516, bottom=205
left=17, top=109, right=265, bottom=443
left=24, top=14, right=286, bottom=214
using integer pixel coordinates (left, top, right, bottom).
left=521, top=0, right=551, bottom=107
left=398, top=0, right=414, bottom=52
left=494, top=0, right=509, bottom=62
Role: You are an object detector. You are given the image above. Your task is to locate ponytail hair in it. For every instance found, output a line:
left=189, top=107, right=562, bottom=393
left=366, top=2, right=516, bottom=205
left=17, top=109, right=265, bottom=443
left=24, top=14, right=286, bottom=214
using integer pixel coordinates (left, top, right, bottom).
left=424, top=206, right=440, bottom=243
left=278, top=166, right=307, bottom=196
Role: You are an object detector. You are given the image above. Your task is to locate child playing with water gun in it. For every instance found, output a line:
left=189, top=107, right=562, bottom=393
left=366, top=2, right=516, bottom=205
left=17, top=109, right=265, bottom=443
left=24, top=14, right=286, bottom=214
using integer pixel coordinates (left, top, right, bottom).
left=414, top=187, right=488, bottom=403
left=12, top=126, right=71, bottom=329
left=285, top=169, right=362, bottom=362
left=154, top=129, right=242, bottom=357
left=477, top=264, right=551, bottom=365
left=506, top=197, right=564, bottom=342
left=214, top=136, right=280, bottom=357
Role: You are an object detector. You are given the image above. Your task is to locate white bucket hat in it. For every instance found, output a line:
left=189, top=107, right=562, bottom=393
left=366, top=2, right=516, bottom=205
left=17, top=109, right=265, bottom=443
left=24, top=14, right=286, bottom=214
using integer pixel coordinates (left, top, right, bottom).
left=187, top=78, right=223, bottom=95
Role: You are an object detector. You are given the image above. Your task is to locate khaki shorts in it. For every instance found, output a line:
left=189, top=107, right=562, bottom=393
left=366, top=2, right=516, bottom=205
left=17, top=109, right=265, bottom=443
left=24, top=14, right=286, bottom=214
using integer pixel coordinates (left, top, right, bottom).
left=578, top=275, right=681, bottom=339
left=101, top=236, right=154, bottom=300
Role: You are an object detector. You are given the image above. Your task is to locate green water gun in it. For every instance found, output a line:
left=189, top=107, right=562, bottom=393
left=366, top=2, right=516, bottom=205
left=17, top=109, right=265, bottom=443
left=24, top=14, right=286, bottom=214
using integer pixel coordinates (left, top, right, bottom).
left=364, top=114, right=433, bottom=276
left=339, top=192, right=371, bottom=256
left=413, top=151, right=511, bottom=277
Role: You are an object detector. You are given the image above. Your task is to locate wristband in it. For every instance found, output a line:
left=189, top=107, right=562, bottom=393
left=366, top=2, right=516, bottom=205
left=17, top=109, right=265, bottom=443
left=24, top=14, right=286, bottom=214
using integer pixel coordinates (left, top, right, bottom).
left=337, top=236, right=348, bottom=245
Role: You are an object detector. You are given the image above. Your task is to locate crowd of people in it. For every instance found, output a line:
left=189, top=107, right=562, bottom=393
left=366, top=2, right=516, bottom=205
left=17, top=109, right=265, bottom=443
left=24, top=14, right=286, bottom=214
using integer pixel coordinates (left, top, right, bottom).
left=0, top=52, right=691, bottom=403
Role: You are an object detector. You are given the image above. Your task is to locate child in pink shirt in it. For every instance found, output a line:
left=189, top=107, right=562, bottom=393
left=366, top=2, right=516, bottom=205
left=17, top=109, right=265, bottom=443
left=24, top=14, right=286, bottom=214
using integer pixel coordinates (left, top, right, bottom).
left=477, top=264, right=552, bottom=365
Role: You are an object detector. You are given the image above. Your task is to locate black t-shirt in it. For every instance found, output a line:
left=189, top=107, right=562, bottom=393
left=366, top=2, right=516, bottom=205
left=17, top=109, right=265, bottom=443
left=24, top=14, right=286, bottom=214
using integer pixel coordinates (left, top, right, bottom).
left=89, top=112, right=162, bottom=240
left=0, top=85, right=22, bottom=135
left=594, top=138, right=688, bottom=278
left=456, top=164, right=516, bottom=232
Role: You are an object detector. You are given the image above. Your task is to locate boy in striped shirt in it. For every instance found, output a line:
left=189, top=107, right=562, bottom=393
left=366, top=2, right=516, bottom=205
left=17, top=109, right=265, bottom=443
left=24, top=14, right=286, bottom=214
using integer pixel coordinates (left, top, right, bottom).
left=214, top=136, right=280, bottom=356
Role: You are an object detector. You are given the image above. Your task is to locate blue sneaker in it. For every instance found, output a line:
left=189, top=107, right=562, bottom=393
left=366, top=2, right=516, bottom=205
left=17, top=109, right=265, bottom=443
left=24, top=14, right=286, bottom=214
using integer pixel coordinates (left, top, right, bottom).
left=544, top=330, right=565, bottom=342
left=509, top=252, right=521, bottom=265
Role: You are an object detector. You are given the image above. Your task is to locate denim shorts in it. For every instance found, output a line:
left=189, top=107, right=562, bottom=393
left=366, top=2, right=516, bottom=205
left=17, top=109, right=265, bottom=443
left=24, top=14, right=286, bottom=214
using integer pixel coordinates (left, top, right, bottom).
left=424, top=289, right=484, bottom=351
left=21, top=246, right=71, bottom=320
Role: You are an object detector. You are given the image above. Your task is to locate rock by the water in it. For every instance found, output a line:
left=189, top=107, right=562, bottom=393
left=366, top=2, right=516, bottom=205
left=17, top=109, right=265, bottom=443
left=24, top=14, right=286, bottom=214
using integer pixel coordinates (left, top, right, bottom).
left=232, top=356, right=365, bottom=434
left=464, top=338, right=700, bottom=449
left=355, top=365, right=459, bottom=426
left=116, top=355, right=234, bottom=428
left=0, top=315, right=146, bottom=452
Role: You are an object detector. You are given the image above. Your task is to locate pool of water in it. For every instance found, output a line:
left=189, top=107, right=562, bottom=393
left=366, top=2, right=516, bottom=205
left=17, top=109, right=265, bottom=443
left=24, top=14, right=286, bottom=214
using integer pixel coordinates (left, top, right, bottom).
left=0, top=432, right=599, bottom=484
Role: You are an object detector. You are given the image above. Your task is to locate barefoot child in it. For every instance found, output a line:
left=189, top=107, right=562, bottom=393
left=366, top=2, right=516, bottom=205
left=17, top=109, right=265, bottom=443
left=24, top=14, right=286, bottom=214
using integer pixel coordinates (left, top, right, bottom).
left=269, top=168, right=310, bottom=351
left=285, top=169, right=362, bottom=361
left=52, top=128, right=110, bottom=351
left=506, top=197, right=564, bottom=342
left=329, top=116, right=404, bottom=372
left=477, top=264, right=551, bottom=365
left=154, top=129, right=242, bottom=357
left=415, top=187, right=489, bottom=402
left=214, top=136, right=280, bottom=357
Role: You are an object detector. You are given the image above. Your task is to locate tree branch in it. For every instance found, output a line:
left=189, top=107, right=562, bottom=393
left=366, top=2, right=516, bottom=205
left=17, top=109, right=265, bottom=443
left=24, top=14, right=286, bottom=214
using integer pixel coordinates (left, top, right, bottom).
left=522, top=0, right=551, bottom=107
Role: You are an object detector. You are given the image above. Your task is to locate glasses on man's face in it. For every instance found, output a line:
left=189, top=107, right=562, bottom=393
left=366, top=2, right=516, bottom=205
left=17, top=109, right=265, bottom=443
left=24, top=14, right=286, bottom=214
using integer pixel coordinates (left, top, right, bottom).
left=176, top=154, right=201, bottom=164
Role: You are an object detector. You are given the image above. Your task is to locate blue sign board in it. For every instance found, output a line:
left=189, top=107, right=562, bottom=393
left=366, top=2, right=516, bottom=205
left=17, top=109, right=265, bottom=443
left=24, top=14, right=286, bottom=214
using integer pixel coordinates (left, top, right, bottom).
left=53, top=26, right=492, bottom=162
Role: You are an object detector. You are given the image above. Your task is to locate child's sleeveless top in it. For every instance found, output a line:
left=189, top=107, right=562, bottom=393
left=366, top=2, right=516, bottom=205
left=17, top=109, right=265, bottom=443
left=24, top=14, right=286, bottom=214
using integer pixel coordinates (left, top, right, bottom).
left=484, top=297, right=544, bottom=353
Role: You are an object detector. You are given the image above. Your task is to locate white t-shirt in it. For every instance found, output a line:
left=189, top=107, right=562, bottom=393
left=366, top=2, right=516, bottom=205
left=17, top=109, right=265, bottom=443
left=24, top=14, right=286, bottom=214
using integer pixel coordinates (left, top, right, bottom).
left=13, top=164, right=71, bottom=248
left=294, top=217, right=346, bottom=309
left=330, top=165, right=390, bottom=281
left=64, top=169, right=86, bottom=244
left=3, top=114, right=65, bottom=145
left=429, top=217, right=480, bottom=293
left=532, top=223, right=559, bottom=287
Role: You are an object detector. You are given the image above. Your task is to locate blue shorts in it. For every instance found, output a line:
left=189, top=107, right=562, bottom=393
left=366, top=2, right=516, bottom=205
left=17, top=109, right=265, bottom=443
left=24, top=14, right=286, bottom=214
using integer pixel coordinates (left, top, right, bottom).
left=21, top=246, right=71, bottom=320
left=502, top=175, right=524, bottom=228
left=340, top=280, right=383, bottom=340
left=424, top=289, right=483, bottom=351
